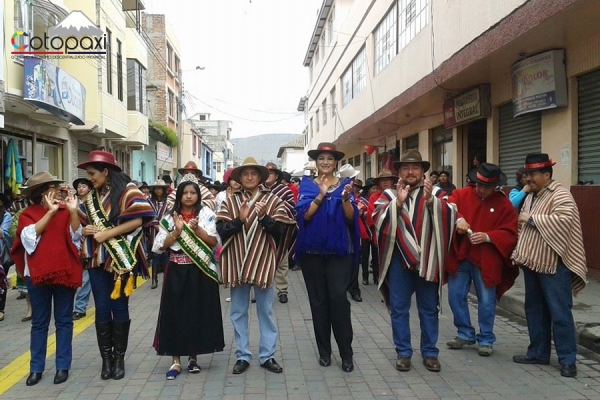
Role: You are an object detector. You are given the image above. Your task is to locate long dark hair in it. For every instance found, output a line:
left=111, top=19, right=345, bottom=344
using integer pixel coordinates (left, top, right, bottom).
left=87, top=162, right=131, bottom=222
left=170, top=181, right=203, bottom=217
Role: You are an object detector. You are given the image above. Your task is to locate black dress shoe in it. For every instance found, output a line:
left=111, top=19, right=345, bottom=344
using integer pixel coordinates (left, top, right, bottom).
left=26, top=372, right=42, bottom=386
left=351, top=293, right=362, bottom=302
left=232, top=360, right=250, bottom=374
left=278, top=293, right=288, bottom=304
left=560, top=364, right=577, bottom=378
left=341, top=359, right=354, bottom=372
left=512, top=355, right=550, bottom=365
left=260, top=358, right=283, bottom=373
left=318, top=355, right=331, bottom=367
left=54, top=370, right=69, bottom=384
left=73, top=312, right=86, bottom=320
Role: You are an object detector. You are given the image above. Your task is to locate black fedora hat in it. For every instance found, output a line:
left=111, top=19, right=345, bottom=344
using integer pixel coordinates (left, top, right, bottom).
left=468, top=163, right=507, bottom=186
left=0, top=192, right=12, bottom=210
left=73, top=178, right=92, bottom=190
left=307, top=142, right=345, bottom=161
left=522, top=153, right=556, bottom=172
left=361, top=178, right=377, bottom=191
left=265, top=162, right=283, bottom=179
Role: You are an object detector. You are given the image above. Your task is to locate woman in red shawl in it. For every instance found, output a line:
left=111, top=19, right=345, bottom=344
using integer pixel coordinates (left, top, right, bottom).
left=11, top=171, right=83, bottom=386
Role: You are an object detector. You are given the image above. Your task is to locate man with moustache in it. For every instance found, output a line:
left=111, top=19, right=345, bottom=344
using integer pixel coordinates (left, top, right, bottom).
left=373, top=149, right=457, bottom=373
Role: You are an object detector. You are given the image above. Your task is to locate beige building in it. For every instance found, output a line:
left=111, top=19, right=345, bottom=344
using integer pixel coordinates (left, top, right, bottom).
left=2, top=0, right=150, bottom=185
left=302, top=0, right=600, bottom=270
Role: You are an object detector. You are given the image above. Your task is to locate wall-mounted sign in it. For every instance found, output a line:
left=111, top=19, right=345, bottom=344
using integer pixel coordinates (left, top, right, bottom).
left=157, top=141, right=173, bottom=162
left=511, top=49, right=567, bottom=117
left=443, top=85, right=491, bottom=128
left=23, top=57, right=86, bottom=125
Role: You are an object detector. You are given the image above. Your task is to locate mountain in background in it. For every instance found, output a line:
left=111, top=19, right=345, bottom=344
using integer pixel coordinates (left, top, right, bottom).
left=231, top=134, right=301, bottom=168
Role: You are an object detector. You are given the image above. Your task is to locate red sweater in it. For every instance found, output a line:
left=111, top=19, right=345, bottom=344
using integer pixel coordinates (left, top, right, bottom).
left=445, top=186, right=518, bottom=298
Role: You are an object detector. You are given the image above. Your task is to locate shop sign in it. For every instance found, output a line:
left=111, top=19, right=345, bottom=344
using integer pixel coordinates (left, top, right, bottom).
left=23, top=57, right=86, bottom=125
left=157, top=141, right=173, bottom=162
left=443, top=85, right=491, bottom=128
left=511, top=49, right=567, bottom=117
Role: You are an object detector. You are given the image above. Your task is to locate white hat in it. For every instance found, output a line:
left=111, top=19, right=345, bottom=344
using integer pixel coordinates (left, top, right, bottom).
left=336, top=164, right=360, bottom=179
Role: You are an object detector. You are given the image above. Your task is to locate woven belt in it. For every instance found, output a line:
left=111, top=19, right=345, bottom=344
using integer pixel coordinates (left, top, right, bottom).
left=169, top=253, right=192, bottom=264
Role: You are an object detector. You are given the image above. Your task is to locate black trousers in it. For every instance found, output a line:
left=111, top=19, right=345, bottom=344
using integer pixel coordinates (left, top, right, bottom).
left=301, top=254, right=353, bottom=360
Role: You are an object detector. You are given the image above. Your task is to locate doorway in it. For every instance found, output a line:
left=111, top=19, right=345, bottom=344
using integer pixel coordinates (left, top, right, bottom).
left=462, top=119, right=487, bottom=186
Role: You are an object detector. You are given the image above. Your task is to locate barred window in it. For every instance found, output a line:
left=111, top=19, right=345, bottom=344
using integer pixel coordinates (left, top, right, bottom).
left=399, top=0, right=428, bottom=51
left=375, top=3, right=398, bottom=74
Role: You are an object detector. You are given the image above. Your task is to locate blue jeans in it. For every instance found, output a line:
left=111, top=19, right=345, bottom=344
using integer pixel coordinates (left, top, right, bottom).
left=230, top=284, right=278, bottom=364
left=388, top=252, right=439, bottom=359
left=522, top=262, right=577, bottom=366
left=26, top=278, right=76, bottom=373
left=74, top=270, right=92, bottom=314
left=447, top=260, right=497, bottom=346
left=89, top=268, right=129, bottom=324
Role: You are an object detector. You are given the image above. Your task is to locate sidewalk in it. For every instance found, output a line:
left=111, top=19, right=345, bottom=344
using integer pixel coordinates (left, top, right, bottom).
left=499, top=270, right=600, bottom=358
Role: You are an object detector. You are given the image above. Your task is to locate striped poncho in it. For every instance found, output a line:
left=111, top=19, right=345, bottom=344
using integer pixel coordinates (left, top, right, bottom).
left=511, top=180, right=587, bottom=295
left=217, top=189, right=296, bottom=288
left=263, top=182, right=298, bottom=263
left=373, top=185, right=457, bottom=307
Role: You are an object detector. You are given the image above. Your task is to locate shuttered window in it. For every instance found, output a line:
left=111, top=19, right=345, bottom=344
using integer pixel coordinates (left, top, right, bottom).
left=577, top=69, right=600, bottom=184
left=498, top=103, right=541, bottom=185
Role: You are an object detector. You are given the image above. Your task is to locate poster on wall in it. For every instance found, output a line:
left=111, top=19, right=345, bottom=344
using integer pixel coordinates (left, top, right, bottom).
left=511, top=49, right=567, bottom=117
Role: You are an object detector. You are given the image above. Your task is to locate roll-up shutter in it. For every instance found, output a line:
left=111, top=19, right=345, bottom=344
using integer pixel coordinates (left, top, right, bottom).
left=498, top=103, right=541, bottom=185
left=77, top=142, right=96, bottom=179
left=577, top=69, right=600, bottom=184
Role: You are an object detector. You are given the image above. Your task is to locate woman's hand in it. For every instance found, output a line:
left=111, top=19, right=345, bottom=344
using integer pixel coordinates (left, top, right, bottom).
left=43, top=192, right=60, bottom=213
left=342, top=184, right=352, bottom=200
left=173, top=212, right=185, bottom=233
left=83, top=225, right=100, bottom=236
left=64, top=193, right=79, bottom=212
left=94, top=230, right=110, bottom=244
left=318, top=176, right=330, bottom=197
left=188, top=218, right=198, bottom=230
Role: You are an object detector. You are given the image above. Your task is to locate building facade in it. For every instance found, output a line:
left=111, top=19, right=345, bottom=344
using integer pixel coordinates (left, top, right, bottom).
left=189, top=113, right=233, bottom=182
left=302, top=0, right=600, bottom=270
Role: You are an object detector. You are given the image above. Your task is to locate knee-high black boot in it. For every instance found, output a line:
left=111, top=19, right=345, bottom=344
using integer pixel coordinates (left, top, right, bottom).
left=151, top=263, right=158, bottom=289
left=112, top=320, right=131, bottom=380
left=95, top=322, right=113, bottom=380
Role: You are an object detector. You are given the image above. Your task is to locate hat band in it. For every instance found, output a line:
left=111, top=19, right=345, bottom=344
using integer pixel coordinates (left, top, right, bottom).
left=476, top=172, right=499, bottom=183
left=319, top=146, right=335, bottom=152
left=525, top=161, right=554, bottom=169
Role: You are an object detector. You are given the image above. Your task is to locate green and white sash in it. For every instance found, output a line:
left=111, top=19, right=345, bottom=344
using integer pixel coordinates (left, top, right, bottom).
left=160, top=219, right=219, bottom=283
left=85, top=189, right=139, bottom=275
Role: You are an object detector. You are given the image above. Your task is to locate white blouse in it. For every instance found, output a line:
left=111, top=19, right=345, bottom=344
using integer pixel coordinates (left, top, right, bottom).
left=152, top=207, right=220, bottom=254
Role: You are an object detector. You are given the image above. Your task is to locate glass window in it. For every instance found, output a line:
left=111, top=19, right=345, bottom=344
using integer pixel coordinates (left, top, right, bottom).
left=354, top=155, right=361, bottom=166
left=342, top=67, right=352, bottom=107
left=322, top=99, right=327, bottom=125
left=168, top=90, right=174, bottom=117
left=330, top=86, right=336, bottom=117
left=399, top=0, right=429, bottom=51
left=327, top=5, right=335, bottom=44
left=375, top=3, right=398, bottom=74
left=364, top=152, right=371, bottom=179
left=405, top=134, right=419, bottom=150
left=315, top=109, right=320, bottom=132
left=106, top=29, right=112, bottom=94
left=127, top=59, right=147, bottom=114
left=352, top=48, right=366, bottom=98
left=166, top=43, right=173, bottom=70
left=117, top=39, right=123, bottom=101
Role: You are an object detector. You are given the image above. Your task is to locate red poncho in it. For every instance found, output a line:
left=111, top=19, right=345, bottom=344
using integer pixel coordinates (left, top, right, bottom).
left=445, top=186, right=518, bottom=298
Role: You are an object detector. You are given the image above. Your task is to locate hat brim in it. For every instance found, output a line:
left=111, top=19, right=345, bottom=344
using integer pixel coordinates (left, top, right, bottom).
left=230, top=165, right=270, bottom=184
left=373, top=175, right=399, bottom=184
left=307, top=149, right=345, bottom=161
left=468, top=169, right=507, bottom=186
left=393, top=161, right=431, bottom=173
left=178, top=167, right=203, bottom=176
left=149, top=183, right=171, bottom=188
left=77, top=160, right=122, bottom=172
left=21, top=179, right=65, bottom=197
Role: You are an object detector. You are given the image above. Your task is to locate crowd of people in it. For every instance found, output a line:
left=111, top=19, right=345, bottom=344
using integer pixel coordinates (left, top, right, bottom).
left=0, top=144, right=587, bottom=385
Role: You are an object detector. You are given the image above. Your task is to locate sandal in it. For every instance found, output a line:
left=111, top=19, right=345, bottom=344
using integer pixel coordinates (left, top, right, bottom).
left=187, top=359, right=201, bottom=373
left=166, top=363, right=181, bottom=380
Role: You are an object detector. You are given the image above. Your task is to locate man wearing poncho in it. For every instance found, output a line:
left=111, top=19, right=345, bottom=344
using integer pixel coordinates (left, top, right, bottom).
left=216, top=157, right=295, bottom=375
left=373, top=150, right=457, bottom=373
left=511, top=153, right=587, bottom=379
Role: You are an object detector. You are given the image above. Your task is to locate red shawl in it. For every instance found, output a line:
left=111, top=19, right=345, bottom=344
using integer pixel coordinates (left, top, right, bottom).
left=445, top=186, right=518, bottom=298
left=11, top=204, right=82, bottom=289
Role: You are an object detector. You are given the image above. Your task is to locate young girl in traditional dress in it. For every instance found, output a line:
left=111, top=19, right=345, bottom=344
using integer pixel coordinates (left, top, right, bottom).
left=152, top=173, right=225, bottom=380
left=77, top=150, right=155, bottom=381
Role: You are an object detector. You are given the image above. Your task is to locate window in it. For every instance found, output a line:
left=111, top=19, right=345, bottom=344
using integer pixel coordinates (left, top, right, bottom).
left=375, top=3, right=398, bottom=74
left=320, top=33, right=326, bottom=60
left=116, top=39, right=123, bottom=101
left=127, top=59, right=147, bottom=114
left=342, top=47, right=366, bottom=107
left=175, top=95, right=180, bottom=120
left=309, top=118, right=313, bottom=140
left=193, top=133, right=197, bottom=154
left=167, top=90, right=174, bottom=117
left=327, top=5, right=335, bottom=44
left=432, top=127, right=453, bottom=175
left=315, top=109, right=320, bottom=132
left=215, top=162, right=222, bottom=173
left=322, top=99, right=327, bottom=125
left=399, top=0, right=428, bottom=51
left=166, top=43, right=173, bottom=71
left=347, top=158, right=354, bottom=167
left=354, top=155, right=361, bottom=166
left=106, top=29, right=112, bottom=94
left=405, top=133, right=419, bottom=150
left=330, top=86, right=336, bottom=117
left=174, top=55, right=180, bottom=75
left=314, top=45, right=320, bottom=66
left=364, top=152, right=372, bottom=179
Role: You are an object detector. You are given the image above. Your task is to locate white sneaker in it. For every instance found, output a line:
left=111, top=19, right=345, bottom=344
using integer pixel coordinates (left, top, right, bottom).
left=225, top=297, right=231, bottom=302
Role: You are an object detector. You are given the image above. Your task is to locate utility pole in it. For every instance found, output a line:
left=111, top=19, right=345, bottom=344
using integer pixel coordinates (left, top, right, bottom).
left=176, top=68, right=183, bottom=170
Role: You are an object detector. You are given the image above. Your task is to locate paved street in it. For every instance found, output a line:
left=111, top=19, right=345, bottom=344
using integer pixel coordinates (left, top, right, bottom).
left=1, top=269, right=600, bottom=399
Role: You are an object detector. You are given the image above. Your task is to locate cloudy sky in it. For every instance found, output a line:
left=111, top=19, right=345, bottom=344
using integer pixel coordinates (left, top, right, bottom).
left=145, top=0, right=322, bottom=139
